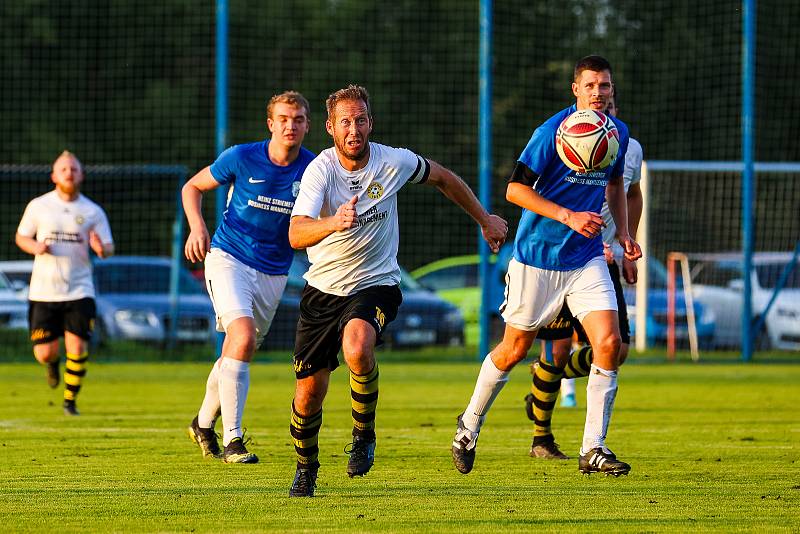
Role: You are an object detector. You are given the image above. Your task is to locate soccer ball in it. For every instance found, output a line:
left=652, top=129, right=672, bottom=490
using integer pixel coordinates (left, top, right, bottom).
left=555, top=109, right=620, bottom=173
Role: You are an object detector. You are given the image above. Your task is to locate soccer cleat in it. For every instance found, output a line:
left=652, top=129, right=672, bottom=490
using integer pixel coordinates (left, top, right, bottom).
left=222, top=437, right=259, bottom=464
left=63, top=399, right=80, bottom=416
left=560, top=392, right=577, bottom=408
left=451, top=414, right=479, bottom=474
left=523, top=393, right=535, bottom=421
left=187, top=416, right=221, bottom=458
left=530, top=439, right=570, bottom=460
left=289, top=466, right=319, bottom=497
left=46, top=359, right=60, bottom=388
left=579, top=447, right=631, bottom=476
left=345, top=436, right=376, bottom=477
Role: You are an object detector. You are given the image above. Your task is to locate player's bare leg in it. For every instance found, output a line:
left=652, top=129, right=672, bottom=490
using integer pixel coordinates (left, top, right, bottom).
left=342, top=319, right=379, bottom=478
left=289, top=369, right=329, bottom=497
left=577, top=310, right=630, bottom=476
left=33, top=340, right=61, bottom=389
left=453, top=325, right=535, bottom=473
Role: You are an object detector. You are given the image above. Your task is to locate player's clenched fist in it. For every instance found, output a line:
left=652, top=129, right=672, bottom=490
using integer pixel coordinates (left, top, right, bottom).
left=333, top=195, right=358, bottom=231
left=184, top=227, right=211, bottom=263
left=566, top=210, right=605, bottom=239
left=480, top=214, right=508, bottom=253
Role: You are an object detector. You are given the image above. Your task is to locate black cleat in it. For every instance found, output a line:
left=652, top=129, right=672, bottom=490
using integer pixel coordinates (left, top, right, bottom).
left=46, top=359, right=60, bottom=389
left=289, top=466, right=318, bottom=497
left=579, top=447, right=631, bottom=476
left=451, top=414, right=478, bottom=474
left=345, top=436, right=376, bottom=477
left=530, top=438, right=570, bottom=460
left=524, top=393, right=536, bottom=421
left=223, top=437, right=259, bottom=464
left=63, top=399, right=80, bottom=416
left=187, top=416, right=221, bottom=458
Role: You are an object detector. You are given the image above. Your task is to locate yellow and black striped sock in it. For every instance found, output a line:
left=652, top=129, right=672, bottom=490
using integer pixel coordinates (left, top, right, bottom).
left=563, top=345, right=593, bottom=379
left=63, top=351, right=88, bottom=402
left=531, top=355, right=564, bottom=444
left=290, top=403, right=322, bottom=470
left=350, top=364, right=379, bottom=441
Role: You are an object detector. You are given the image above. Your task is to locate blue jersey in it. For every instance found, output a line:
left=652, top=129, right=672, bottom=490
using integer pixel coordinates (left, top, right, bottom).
left=514, top=105, right=629, bottom=271
left=209, top=141, right=316, bottom=274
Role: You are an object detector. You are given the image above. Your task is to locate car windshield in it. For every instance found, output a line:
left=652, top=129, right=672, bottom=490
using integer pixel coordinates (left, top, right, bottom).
left=755, top=262, right=800, bottom=289
left=95, top=263, right=205, bottom=295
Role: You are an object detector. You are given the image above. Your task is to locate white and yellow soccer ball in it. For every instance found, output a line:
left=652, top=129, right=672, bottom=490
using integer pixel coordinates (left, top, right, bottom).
left=555, top=109, right=620, bottom=173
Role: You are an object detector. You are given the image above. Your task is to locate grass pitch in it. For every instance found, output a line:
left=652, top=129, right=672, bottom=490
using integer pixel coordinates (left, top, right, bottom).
left=0, top=358, right=797, bottom=533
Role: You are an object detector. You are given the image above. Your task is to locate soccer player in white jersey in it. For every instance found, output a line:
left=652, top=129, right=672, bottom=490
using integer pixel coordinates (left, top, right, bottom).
left=523, top=90, right=645, bottom=462
left=15, top=151, right=115, bottom=416
left=451, top=55, right=642, bottom=477
left=183, top=91, right=315, bottom=464
left=286, top=85, right=508, bottom=497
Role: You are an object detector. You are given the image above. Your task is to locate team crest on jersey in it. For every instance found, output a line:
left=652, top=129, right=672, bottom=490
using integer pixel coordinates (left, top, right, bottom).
left=367, top=182, right=384, bottom=199
left=292, top=181, right=301, bottom=198
left=74, top=215, right=85, bottom=225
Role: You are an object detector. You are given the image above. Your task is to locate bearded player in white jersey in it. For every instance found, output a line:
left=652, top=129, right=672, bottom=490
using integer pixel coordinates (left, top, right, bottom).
left=286, top=85, right=508, bottom=497
left=15, top=151, right=114, bottom=416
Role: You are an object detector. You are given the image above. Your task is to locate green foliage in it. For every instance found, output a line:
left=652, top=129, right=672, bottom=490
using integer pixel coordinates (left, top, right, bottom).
left=0, top=361, right=797, bottom=532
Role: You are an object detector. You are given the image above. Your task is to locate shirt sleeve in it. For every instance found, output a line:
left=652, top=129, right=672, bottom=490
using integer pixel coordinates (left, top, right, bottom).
left=16, top=200, right=38, bottom=238
left=518, top=126, right=555, bottom=177
left=92, top=206, right=114, bottom=245
left=625, top=139, right=643, bottom=185
left=291, top=160, right=328, bottom=219
left=407, top=155, right=430, bottom=184
left=209, top=145, right=240, bottom=185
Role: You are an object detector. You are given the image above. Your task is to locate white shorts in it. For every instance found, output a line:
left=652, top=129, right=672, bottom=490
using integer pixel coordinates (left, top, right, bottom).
left=500, top=256, right=617, bottom=332
left=204, top=248, right=288, bottom=345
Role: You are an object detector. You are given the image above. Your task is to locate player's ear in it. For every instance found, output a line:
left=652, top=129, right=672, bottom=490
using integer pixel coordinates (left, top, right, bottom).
left=325, top=119, right=334, bottom=136
left=571, top=82, right=579, bottom=98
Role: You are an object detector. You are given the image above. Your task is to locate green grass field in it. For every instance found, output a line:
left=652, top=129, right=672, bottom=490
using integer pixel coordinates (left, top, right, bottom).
left=0, top=358, right=798, bottom=533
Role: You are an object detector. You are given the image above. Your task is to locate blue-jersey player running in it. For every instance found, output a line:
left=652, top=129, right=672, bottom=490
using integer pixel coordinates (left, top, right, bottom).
left=183, top=91, right=315, bottom=464
left=451, top=55, right=642, bottom=476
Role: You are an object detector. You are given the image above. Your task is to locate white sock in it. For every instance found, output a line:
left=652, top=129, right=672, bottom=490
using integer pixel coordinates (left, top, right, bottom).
left=561, top=377, right=576, bottom=396
left=581, top=364, right=618, bottom=454
left=197, top=358, right=222, bottom=428
left=218, top=358, right=250, bottom=446
left=461, top=355, right=510, bottom=432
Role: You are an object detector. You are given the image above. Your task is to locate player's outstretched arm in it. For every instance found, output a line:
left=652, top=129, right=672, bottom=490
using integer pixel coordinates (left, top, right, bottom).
left=15, top=233, right=47, bottom=256
left=182, top=166, right=219, bottom=263
left=424, top=159, right=507, bottom=253
left=506, top=182, right=604, bottom=239
left=605, top=174, right=641, bottom=262
left=288, top=196, right=358, bottom=250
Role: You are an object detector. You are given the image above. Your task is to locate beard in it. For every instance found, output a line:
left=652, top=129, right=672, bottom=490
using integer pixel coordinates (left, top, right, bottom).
left=56, top=182, right=78, bottom=196
left=334, top=135, right=368, bottom=162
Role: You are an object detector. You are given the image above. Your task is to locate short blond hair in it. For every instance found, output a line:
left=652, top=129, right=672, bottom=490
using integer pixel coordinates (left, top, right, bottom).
left=325, top=85, right=371, bottom=121
left=267, top=91, right=310, bottom=120
left=53, top=150, right=82, bottom=170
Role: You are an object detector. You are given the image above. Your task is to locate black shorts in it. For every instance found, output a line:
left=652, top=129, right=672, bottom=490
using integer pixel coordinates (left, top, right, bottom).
left=28, top=298, right=96, bottom=344
left=535, top=262, right=630, bottom=345
left=292, top=284, right=402, bottom=379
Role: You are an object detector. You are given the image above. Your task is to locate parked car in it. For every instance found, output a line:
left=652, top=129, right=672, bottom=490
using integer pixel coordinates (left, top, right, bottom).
left=0, top=260, right=36, bottom=299
left=0, top=257, right=215, bottom=344
left=409, top=252, right=506, bottom=346
left=0, top=270, right=28, bottom=330
left=623, top=258, right=716, bottom=348
left=690, top=252, right=800, bottom=350
left=259, top=252, right=465, bottom=350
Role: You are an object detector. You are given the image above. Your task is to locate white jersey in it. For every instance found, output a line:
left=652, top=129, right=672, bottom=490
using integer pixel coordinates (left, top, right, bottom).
left=601, top=137, right=643, bottom=246
left=291, top=142, right=430, bottom=296
left=17, top=191, right=114, bottom=302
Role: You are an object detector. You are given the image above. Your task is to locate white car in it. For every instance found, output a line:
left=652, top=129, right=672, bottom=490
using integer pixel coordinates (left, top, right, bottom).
left=0, top=270, right=27, bottom=329
left=690, top=252, right=800, bottom=350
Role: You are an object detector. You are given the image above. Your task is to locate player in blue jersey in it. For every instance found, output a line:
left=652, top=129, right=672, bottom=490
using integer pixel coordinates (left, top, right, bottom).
left=183, top=91, right=315, bottom=463
left=452, top=56, right=642, bottom=476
